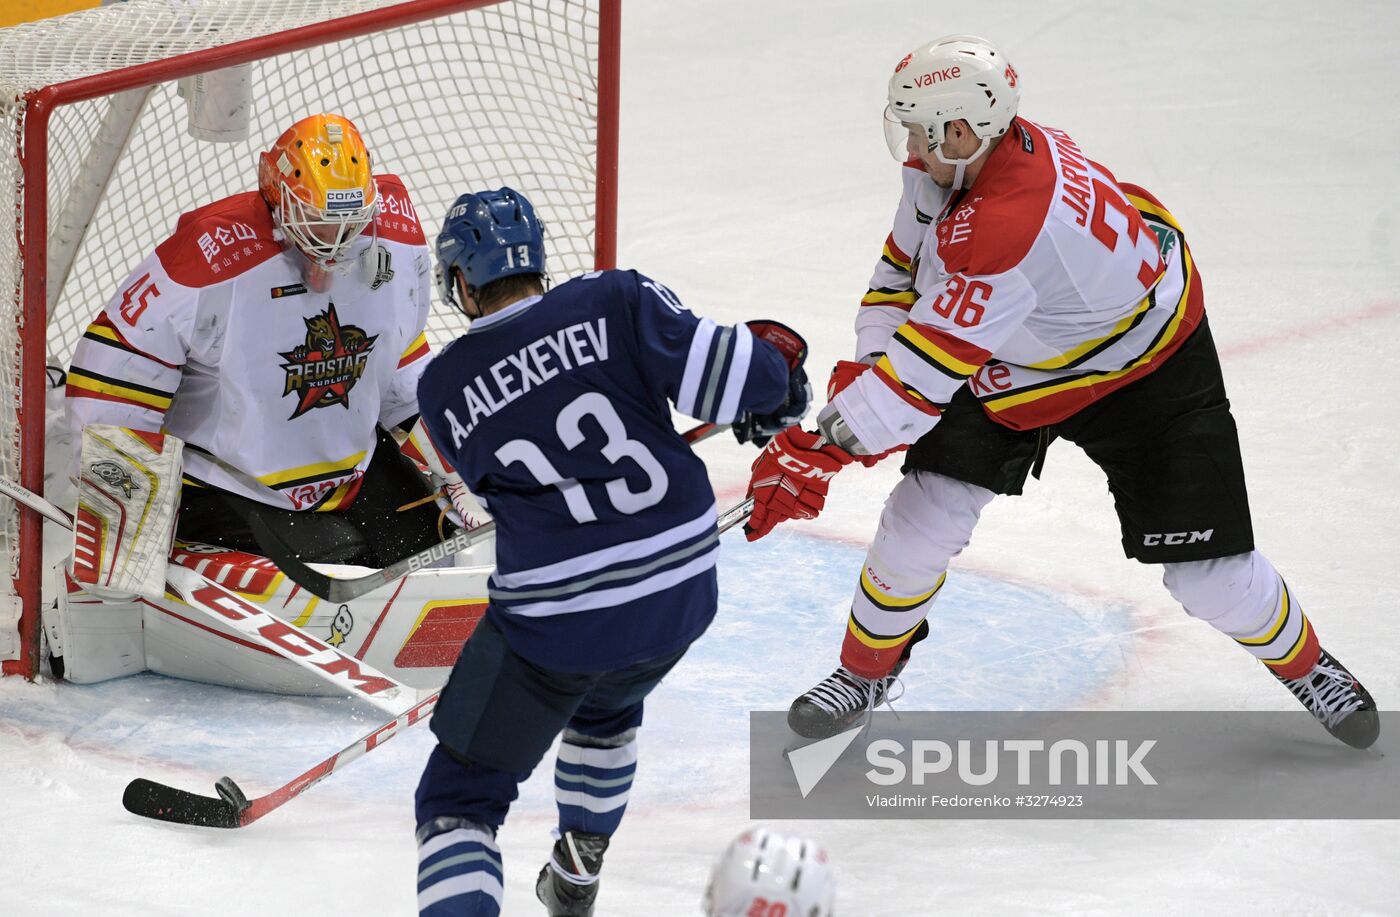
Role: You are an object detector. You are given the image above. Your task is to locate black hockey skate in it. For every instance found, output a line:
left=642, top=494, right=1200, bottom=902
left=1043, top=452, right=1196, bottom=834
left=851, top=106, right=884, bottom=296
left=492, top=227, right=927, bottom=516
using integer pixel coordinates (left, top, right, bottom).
left=787, top=666, right=902, bottom=739
left=788, top=621, right=928, bottom=739
left=1273, top=648, right=1379, bottom=749
left=536, top=830, right=609, bottom=917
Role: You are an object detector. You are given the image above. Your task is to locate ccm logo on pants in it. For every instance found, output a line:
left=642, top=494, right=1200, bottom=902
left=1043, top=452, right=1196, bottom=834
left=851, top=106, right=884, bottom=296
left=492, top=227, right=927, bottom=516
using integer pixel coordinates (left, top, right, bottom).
left=1143, top=529, right=1214, bottom=547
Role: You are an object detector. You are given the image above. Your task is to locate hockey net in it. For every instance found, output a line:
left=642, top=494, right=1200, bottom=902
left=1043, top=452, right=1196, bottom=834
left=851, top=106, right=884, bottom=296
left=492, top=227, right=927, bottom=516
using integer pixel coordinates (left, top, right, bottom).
left=0, top=0, right=620, bottom=676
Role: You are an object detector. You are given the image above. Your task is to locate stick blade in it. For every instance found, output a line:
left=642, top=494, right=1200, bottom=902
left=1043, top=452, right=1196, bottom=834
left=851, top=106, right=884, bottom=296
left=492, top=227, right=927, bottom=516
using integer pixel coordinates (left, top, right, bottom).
left=122, top=778, right=244, bottom=828
left=246, top=514, right=339, bottom=600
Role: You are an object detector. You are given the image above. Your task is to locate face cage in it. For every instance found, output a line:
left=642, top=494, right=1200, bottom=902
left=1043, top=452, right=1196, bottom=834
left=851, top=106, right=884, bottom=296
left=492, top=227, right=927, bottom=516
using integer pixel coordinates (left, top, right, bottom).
left=276, top=181, right=377, bottom=265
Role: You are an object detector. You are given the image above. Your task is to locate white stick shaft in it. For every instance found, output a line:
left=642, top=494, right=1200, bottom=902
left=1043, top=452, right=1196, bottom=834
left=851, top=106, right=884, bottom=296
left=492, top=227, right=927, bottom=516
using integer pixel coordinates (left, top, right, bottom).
left=0, top=474, right=74, bottom=529
left=717, top=497, right=755, bottom=534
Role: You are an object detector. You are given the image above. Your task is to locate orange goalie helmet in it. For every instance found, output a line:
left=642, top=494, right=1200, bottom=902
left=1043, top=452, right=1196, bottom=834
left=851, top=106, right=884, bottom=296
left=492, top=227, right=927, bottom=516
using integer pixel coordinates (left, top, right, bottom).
left=258, top=113, right=377, bottom=265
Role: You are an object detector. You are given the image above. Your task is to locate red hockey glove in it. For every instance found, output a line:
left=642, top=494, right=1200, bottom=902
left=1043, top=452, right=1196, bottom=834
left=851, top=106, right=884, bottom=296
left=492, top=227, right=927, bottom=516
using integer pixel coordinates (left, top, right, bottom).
left=744, top=427, right=853, bottom=541
left=823, top=359, right=908, bottom=469
left=733, top=320, right=814, bottom=447
left=747, top=319, right=808, bottom=371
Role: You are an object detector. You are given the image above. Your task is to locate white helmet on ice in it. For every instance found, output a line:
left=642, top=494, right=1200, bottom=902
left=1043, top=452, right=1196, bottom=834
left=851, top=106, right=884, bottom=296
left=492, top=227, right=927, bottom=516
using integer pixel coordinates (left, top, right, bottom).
left=882, top=35, right=1020, bottom=174
left=703, top=827, right=835, bottom=917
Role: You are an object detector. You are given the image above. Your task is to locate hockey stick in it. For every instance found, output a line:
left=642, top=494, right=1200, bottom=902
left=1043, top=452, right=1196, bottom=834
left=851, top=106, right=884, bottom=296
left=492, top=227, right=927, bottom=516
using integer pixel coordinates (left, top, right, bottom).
left=117, top=485, right=753, bottom=828
left=0, top=474, right=73, bottom=528
left=122, top=691, right=438, bottom=828
left=253, top=421, right=728, bottom=603
left=118, top=496, right=755, bottom=831
left=717, top=496, right=754, bottom=534
left=0, top=475, right=416, bottom=715
left=249, top=513, right=495, bottom=604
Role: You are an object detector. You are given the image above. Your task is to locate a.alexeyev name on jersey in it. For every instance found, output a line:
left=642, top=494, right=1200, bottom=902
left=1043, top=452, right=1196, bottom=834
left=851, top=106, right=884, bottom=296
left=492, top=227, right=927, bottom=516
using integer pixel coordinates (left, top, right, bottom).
left=439, top=317, right=609, bottom=445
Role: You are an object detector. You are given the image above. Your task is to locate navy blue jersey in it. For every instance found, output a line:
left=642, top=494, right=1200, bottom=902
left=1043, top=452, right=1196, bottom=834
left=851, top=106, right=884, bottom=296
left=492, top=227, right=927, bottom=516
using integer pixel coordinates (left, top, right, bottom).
left=417, top=269, right=788, bottom=672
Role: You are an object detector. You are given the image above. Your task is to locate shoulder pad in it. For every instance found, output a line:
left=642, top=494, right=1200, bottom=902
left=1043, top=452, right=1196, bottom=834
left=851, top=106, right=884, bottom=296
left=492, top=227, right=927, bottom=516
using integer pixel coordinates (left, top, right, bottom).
left=154, top=191, right=281, bottom=288
left=935, top=123, right=1055, bottom=276
left=373, top=174, right=427, bottom=246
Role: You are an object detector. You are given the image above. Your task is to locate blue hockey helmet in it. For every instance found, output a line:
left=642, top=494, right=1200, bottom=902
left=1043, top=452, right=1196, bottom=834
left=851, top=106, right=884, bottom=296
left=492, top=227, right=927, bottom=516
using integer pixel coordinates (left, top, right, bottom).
left=435, top=186, right=546, bottom=309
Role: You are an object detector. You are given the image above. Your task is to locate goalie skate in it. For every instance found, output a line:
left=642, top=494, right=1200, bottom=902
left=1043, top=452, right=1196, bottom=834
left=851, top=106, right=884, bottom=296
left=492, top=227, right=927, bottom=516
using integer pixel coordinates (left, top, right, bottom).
left=1272, top=648, right=1379, bottom=749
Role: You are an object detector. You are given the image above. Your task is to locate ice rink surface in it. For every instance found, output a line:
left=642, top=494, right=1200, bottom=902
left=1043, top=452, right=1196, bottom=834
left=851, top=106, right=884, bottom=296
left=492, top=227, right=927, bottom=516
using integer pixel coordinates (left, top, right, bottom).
left=3, top=2, right=1399, bottom=914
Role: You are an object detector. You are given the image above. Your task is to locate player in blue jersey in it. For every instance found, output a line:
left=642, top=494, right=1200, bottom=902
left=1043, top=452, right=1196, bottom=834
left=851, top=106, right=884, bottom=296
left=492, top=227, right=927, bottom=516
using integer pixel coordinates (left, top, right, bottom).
left=411, top=187, right=811, bottom=917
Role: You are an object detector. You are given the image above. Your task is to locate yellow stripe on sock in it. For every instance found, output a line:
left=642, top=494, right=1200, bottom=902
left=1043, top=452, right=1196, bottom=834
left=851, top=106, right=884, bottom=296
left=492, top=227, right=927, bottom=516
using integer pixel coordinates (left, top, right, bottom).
left=847, top=614, right=925, bottom=650
left=1262, top=616, right=1312, bottom=667
left=1236, top=582, right=1291, bottom=647
left=859, top=568, right=945, bottom=609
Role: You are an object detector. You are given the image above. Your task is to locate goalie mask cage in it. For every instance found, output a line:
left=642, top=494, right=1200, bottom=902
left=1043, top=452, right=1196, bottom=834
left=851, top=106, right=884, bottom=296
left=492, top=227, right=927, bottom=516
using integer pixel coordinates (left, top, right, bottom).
left=0, top=0, right=621, bottom=678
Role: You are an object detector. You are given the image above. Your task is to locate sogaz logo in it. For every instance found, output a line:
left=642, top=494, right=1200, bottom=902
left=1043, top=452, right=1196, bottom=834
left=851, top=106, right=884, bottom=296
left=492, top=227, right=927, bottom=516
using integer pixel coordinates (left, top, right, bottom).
left=326, top=188, right=365, bottom=212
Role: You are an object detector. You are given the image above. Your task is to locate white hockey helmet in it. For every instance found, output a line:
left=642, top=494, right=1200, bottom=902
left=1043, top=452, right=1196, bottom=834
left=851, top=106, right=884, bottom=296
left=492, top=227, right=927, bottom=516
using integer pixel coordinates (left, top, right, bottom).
left=882, top=35, right=1020, bottom=162
left=703, top=828, right=836, bottom=917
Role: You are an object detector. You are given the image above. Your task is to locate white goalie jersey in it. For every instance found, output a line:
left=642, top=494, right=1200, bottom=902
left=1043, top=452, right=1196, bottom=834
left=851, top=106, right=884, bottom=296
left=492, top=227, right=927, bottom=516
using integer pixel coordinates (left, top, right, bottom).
left=66, top=175, right=434, bottom=512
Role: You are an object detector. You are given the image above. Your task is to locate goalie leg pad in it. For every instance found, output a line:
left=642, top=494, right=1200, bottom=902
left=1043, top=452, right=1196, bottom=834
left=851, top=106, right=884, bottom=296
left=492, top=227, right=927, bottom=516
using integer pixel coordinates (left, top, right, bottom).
left=141, top=599, right=347, bottom=696
left=48, top=569, right=146, bottom=684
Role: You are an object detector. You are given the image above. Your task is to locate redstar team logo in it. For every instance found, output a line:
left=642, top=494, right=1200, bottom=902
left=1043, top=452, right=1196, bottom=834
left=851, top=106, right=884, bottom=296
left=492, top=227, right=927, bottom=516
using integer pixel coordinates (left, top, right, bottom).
left=280, top=303, right=378, bottom=419
left=895, top=52, right=912, bottom=73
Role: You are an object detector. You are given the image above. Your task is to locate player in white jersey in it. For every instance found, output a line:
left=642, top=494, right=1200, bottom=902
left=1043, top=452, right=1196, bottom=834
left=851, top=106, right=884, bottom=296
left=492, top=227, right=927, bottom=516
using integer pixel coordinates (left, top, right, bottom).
left=65, top=113, right=456, bottom=568
left=745, top=36, right=1378, bottom=749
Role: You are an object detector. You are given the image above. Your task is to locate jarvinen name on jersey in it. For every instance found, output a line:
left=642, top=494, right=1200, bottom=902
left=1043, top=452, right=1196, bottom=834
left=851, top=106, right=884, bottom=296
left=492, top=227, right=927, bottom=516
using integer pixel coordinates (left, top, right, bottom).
left=439, top=317, right=610, bottom=446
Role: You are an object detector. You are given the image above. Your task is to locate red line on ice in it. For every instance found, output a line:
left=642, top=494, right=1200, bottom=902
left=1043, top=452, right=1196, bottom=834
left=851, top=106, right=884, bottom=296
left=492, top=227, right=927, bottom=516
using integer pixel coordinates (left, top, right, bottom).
left=1220, top=300, right=1400, bottom=360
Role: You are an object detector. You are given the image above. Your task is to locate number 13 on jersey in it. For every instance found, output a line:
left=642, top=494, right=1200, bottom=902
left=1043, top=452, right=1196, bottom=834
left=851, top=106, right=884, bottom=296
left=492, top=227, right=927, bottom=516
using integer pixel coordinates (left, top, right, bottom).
left=494, top=392, right=669, bottom=524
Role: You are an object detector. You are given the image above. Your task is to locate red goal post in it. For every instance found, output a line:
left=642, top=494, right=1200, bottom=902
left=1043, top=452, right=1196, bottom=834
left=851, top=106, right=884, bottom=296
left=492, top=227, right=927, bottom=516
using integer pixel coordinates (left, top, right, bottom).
left=0, top=0, right=621, bottom=678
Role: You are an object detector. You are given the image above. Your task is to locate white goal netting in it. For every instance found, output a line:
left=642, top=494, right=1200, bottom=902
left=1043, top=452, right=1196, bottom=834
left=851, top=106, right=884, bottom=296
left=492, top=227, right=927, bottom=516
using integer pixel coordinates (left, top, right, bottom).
left=0, top=0, right=612, bottom=670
